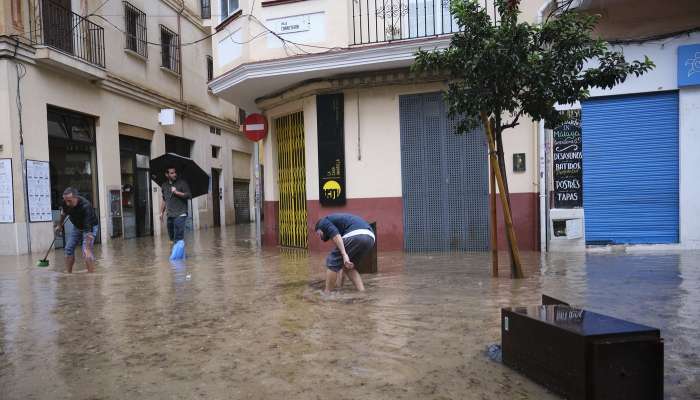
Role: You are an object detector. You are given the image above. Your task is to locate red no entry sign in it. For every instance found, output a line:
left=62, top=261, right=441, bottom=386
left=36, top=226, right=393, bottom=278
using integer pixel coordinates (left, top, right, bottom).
left=243, top=113, right=268, bottom=142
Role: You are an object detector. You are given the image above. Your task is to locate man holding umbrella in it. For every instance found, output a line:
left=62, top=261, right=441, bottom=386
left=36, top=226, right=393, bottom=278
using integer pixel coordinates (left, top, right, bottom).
left=151, top=153, right=209, bottom=260
left=160, top=166, right=191, bottom=244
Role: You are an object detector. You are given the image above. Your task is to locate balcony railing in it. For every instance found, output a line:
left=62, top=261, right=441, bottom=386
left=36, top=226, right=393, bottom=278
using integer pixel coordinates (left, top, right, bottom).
left=351, top=0, right=508, bottom=45
left=352, top=0, right=459, bottom=45
left=31, top=0, right=106, bottom=67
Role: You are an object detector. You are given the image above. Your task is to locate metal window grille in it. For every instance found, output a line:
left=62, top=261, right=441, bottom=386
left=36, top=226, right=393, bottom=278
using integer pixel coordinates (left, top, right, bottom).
left=123, top=1, right=147, bottom=58
left=160, top=25, right=180, bottom=74
left=206, top=55, right=214, bottom=81
left=201, top=0, right=211, bottom=19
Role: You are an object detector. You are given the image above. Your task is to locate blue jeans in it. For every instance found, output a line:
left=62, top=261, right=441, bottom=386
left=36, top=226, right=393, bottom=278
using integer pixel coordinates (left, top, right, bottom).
left=64, top=225, right=99, bottom=257
left=167, top=215, right=187, bottom=242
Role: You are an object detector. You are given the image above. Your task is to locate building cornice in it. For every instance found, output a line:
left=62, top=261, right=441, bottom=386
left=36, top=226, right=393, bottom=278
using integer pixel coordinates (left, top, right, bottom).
left=100, top=75, right=240, bottom=134
left=0, top=36, right=36, bottom=64
left=209, top=36, right=452, bottom=95
left=256, top=69, right=446, bottom=110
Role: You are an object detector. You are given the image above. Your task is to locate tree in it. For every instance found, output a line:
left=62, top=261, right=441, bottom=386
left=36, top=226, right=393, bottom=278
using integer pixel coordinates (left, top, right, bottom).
left=413, top=0, right=654, bottom=278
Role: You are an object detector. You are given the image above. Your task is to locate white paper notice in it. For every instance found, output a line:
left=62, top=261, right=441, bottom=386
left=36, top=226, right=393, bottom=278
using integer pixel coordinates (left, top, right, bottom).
left=26, top=160, right=52, bottom=222
left=0, top=159, right=14, bottom=223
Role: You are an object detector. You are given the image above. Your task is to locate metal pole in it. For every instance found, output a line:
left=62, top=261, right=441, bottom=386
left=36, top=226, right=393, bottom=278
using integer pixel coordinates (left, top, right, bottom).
left=254, top=141, right=262, bottom=246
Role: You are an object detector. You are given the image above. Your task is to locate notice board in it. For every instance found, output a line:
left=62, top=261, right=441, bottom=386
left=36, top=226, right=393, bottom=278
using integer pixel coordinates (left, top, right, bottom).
left=26, top=160, right=52, bottom=222
left=0, top=159, right=14, bottom=223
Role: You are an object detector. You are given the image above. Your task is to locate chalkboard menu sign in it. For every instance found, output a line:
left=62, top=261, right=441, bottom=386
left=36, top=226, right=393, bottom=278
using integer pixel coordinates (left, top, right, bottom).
left=553, top=110, right=583, bottom=208
left=317, top=93, right=346, bottom=206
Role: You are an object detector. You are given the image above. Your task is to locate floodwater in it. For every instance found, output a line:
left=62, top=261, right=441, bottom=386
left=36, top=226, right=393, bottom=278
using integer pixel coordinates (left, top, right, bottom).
left=0, top=225, right=698, bottom=400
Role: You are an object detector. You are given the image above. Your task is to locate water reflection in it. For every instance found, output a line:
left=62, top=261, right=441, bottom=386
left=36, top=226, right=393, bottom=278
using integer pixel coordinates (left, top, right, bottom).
left=0, top=226, right=697, bottom=399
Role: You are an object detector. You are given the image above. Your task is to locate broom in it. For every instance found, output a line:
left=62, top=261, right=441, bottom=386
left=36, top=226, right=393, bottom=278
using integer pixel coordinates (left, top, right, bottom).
left=37, top=220, right=65, bottom=267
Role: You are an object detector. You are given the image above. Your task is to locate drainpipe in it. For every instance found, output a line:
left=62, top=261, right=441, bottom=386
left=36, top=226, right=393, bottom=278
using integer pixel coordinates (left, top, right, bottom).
left=539, top=120, right=547, bottom=252
left=537, top=2, right=551, bottom=253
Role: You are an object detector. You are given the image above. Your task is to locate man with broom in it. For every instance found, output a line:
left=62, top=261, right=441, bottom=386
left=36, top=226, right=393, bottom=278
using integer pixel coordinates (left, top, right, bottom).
left=55, top=187, right=99, bottom=273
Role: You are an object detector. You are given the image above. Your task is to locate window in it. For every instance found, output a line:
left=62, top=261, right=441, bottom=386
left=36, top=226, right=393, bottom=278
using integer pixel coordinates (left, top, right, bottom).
left=206, top=55, right=213, bottom=81
left=221, top=0, right=240, bottom=19
left=201, top=0, right=211, bottom=19
left=238, top=108, right=246, bottom=124
left=124, top=2, right=147, bottom=58
left=211, top=145, right=221, bottom=158
left=160, top=25, right=180, bottom=73
left=210, top=126, right=221, bottom=135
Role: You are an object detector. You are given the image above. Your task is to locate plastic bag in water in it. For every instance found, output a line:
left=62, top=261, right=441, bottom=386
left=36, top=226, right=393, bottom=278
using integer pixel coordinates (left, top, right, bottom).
left=486, top=344, right=502, bottom=363
left=170, top=240, right=186, bottom=260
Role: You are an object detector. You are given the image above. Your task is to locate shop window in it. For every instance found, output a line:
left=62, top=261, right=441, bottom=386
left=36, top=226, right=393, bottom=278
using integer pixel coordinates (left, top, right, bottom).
left=212, top=145, right=221, bottom=159
left=165, top=135, right=193, bottom=157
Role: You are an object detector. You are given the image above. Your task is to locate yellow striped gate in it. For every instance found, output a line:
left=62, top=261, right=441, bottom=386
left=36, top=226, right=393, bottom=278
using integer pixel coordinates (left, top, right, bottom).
left=275, top=112, right=308, bottom=248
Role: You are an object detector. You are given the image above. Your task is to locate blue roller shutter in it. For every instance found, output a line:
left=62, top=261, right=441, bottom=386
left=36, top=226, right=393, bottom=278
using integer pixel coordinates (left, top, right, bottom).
left=582, top=91, right=679, bottom=244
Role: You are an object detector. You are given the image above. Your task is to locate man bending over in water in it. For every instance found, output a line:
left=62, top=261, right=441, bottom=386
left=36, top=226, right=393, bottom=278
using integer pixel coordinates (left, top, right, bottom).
left=314, top=213, right=375, bottom=294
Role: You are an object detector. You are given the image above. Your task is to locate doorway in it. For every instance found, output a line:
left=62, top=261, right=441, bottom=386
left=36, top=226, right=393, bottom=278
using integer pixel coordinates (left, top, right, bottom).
left=48, top=106, right=100, bottom=248
left=211, top=168, right=221, bottom=227
left=43, top=0, right=73, bottom=54
left=275, top=112, right=307, bottom=248
left=119, top=135, right=152, bottom=239
left=233, top=180, right=250, bottom=223
left=399, top=92, right=489, bottom=251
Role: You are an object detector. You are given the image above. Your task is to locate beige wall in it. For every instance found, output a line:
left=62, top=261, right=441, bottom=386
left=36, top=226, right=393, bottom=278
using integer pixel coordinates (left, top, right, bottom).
left=212, top=0, right=352, bottom=77
left=0, top=57, right=254, bottom=254
left=261, top=81, right=539, bottom=204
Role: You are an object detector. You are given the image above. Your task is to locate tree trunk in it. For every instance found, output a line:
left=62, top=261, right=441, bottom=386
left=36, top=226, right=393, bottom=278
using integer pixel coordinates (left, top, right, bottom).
left=481, top=113, right=524, bottom=279
left=494, top=124, right=517, bottom=270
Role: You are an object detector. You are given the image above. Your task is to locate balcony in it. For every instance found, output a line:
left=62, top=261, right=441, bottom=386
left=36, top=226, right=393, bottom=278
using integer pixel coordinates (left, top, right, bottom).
left=351, top=0, right=462, bottom=45
left=30, top=0, right=106, bottom=77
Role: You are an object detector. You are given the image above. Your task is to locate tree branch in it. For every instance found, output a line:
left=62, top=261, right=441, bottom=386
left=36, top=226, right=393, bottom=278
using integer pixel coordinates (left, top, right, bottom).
left=500, top=112, right=522, bottom=131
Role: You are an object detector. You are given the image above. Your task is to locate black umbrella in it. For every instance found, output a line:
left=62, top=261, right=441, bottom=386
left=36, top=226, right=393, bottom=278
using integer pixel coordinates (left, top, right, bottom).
left=150, top=153, right=209, bottom=198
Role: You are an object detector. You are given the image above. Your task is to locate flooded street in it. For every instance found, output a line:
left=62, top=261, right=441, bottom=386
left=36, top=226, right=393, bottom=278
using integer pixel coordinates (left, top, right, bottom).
left=1, top=225, right=698, bottom=400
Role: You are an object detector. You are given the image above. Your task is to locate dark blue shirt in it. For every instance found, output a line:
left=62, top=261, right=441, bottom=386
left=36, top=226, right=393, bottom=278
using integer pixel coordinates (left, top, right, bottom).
left=316, top=213, right=370, bottom=242
left=61, top=196, right=98, bottom=231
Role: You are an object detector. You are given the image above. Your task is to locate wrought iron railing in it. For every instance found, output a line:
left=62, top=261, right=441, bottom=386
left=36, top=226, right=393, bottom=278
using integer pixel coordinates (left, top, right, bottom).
left=352, top=0, right=502, bottom=45
left=31, top=0, right=106, bottom=67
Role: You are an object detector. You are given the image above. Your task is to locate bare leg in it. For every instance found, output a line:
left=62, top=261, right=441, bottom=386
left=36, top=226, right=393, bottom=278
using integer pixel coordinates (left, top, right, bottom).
left=65, top=256, right=75, bottom=274
left=345, top=269, right=365, bottom=292
left=83, top=249, right=96, bottom=273
left=324, top=269, right=338, bottom=293
left=336, top=270, right=345, bottom=288
left=83, top=233, right=96, bottom=273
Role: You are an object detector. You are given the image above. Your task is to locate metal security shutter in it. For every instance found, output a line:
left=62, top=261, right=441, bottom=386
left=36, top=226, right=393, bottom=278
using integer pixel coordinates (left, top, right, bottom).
left=399, top=92, right=489, bottom=251
left=233, top=180, right=250, bottom=223
left=582, top=91, right=679, bottom=244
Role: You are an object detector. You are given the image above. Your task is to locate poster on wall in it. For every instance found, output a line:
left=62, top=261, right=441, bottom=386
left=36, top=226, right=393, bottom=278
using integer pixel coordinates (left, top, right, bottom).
left=317, top=93, right=347, bottom=206
left=26, top=160, right=52, bottom=222
left=0, top=159, right=14, bottom=223
left=553, top=110, right=583, bottom=208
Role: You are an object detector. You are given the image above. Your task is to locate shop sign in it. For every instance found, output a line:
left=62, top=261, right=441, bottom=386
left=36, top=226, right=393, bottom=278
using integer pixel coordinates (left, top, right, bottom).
left=553, top=110, right=583, bottom=208
left=317, top=93, right=346, bottom=206
left=678, top=43, right=700, bottom=87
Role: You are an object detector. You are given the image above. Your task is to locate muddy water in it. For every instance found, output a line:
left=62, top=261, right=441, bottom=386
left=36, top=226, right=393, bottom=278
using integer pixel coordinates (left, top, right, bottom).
left=0, top=225, right=698, bottom=399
